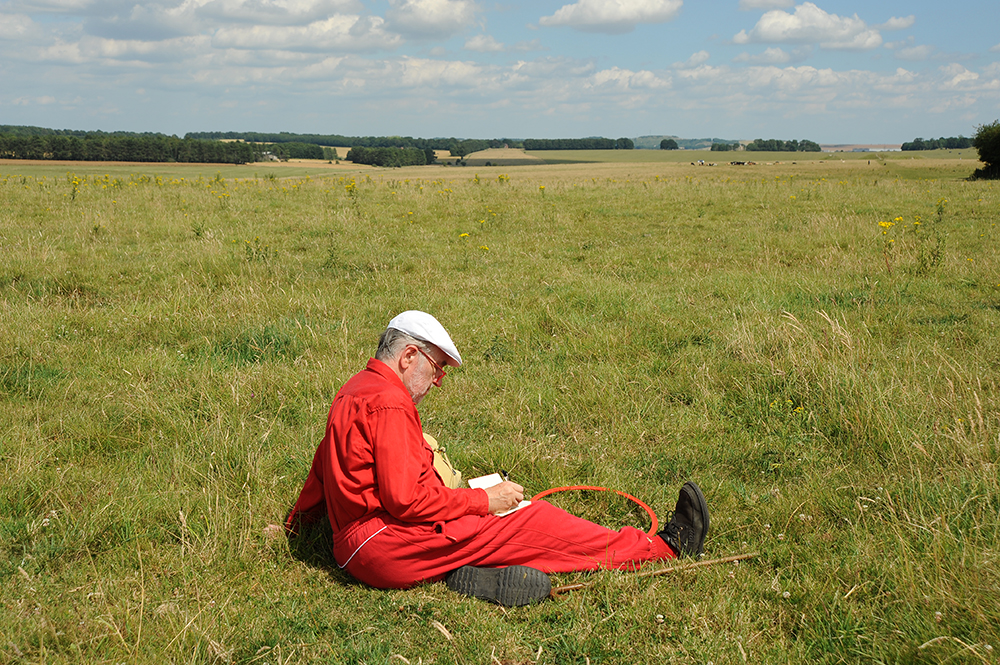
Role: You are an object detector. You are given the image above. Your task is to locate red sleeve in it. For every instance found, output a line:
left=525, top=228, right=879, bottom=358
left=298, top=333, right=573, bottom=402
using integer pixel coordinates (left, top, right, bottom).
left=371, top=404, right=489, bottom=522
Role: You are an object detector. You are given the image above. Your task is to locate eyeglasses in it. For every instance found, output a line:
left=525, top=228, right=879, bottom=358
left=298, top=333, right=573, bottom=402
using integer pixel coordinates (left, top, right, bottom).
left=415, top=346, right=446, bottom=387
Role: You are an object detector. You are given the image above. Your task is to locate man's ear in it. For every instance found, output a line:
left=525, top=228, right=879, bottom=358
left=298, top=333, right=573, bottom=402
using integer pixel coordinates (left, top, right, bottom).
left=399, top=344, right=419, bottom=370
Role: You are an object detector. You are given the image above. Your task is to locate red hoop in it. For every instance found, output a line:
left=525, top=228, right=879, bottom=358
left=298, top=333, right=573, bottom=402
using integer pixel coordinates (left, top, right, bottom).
left=531, top=485, right=659, bottom=536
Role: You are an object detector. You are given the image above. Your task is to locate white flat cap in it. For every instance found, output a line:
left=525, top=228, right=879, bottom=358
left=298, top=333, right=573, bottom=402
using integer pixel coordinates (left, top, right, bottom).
left=387, top=311, right=463, bottom=367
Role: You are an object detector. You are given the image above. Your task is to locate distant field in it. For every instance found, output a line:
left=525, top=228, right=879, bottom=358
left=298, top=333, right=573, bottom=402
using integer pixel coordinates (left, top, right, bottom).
left=525, top=148, right=834, bottom=164
left=0, top=158, right=367, bottom=180
left=527, top=147, right=982, bottom=165
left=461, top=148, right=546, bottom=167
left=0, top=147, right=983, bottom=181
left=405, top=152, right=982, bottom=183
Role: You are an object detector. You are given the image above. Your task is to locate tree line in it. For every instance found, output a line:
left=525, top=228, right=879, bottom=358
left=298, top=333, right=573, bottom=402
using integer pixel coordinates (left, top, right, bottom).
left=744, top=139, right=821, bottom=152
left=345, top=146, right=434, bottom=167
left=188, top=131, right=511, bottom=158
left=522, top=137, right=634, bottom=150
left=0, top=132, right=346, bottom=164
left=0, top=125, right=172, bottom=139
left=901, top=136, right=972, bottom=151
left=262, top=142, right=327, bottom=160
left=190, top=132, right=638, bottom=156
left=0, top=133, right=257, bottom=164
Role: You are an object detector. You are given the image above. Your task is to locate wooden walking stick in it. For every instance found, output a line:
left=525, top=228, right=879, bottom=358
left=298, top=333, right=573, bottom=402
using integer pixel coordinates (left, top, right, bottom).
left=549, top=552, right=759, bottom=598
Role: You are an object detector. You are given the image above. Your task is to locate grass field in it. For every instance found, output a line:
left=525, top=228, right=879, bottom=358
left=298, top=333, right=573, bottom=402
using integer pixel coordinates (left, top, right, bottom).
left=525, top=148, right=981, bottom=165
left=2, top=154, right=998, bottom=664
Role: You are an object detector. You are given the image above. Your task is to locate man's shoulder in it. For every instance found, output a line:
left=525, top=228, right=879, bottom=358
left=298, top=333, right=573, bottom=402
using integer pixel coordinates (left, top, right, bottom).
left=337, top=362, right=411, bottom=411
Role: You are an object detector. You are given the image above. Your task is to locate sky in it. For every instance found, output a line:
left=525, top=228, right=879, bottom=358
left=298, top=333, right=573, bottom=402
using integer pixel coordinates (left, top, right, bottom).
left=1, top=0, right=998, bottom=143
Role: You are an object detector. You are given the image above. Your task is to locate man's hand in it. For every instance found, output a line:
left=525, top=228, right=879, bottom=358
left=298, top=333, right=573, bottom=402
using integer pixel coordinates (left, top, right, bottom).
left=485, top=481, right=524, bottom=514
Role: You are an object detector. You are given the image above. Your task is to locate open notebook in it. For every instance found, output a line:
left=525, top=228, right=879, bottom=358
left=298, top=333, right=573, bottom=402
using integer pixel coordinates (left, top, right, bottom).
left=467, top=473, right=532, bottom=516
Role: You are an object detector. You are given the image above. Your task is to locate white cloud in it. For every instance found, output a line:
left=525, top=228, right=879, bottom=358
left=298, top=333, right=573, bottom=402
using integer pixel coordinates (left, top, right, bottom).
left=292, top=56, right=346, bottom=80
left=212, top=15, right=401, bottom=52
left=733, top=46, right=791, bottom=64
left=34, top=39, right=86, bottom=63
left=896, top=44, right=934, bottom=61
left=384, top=0, right=477, bottom=40
left=883, top=36, right=938, bottom=62
left=77, top=34, right=214, bottom=64
left=890, top=67, right=916, bottom=84
left=392, top=57, right=483, bottom=87
left=673, top=50, right=709, bottom=68
left=13, top=95, right=58, bottom=105
left=826, top=30, right=882, bottom=50
left=511, top=56, right=595, bottom=79
left=502, top=56, right=598, bottom=94
left=6, top=0, right=94, bottom=14
left=877, top=15, right=914, bottom=31
left=674, top=63, right=726, bottom=84
left=590, top=66, right=670, bottom=89
left=991, top=43, right=1000, bottom=53
left=940, top=63, right=978, bottom=88
left=512, top=39, right=544, bottom=52
left=85, top=3, right=203, bottom=41
left=738, top=0, right=792, bottom=9
left=0, top=13, right=36, bottom=39
left=927, top=94, right=977, bottom=114
left=198, top=0, right=362, bottom=26
left=658, top=60, right=958, bottom=121
left=733, top=2, right=882, bottom=50
left=539, top=0, right=682, bottom=35
left=465, top=34, right=505, bottom=52
left=462, top=34, right=544, bottom=54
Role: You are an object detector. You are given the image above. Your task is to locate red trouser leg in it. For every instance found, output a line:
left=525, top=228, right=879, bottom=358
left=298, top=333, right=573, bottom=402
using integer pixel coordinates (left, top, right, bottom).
left=340, top=500, right=675, bottom=589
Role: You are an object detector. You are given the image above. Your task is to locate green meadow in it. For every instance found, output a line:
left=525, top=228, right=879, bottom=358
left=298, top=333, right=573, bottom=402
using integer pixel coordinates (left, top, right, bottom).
left=2, top=154, right=998, bottom=664
left=524, top=147, right=981, bottom=166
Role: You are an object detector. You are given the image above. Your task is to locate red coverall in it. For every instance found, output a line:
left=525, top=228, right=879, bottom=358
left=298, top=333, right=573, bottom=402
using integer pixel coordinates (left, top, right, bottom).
left=286, top=359, right=675, bottom=589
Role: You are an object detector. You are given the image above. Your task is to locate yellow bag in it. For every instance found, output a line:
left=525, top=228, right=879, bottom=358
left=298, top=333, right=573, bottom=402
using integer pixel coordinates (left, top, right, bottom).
left=423, top=433, right=463, bottom=490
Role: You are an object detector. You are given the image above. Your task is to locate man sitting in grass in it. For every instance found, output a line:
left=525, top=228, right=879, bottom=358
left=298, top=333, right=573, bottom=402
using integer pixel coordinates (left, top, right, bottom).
left=286, top=311, right=710, bottom=606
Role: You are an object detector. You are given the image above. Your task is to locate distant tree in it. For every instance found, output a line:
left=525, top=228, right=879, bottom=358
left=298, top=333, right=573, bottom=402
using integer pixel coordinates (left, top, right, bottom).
left=264, top=142, right=324, bottom=160
left=0, top=133, right=255, bottom=163
left=449, top=139, right=490, bottom=158
left=523, top=138, right=616, bottom=150
left=745, top=138, right=820, bottom=152
left=660, top=138, right=679, bottom=150
left=616, top=137, right=634, bottom=150
left=346, top=146, right=427, bottom=167
left=970, top=120, right=1000, bottom=180
left=902, top=135, right=973, bottom=151
left=710, top=142, right=739, bottom=152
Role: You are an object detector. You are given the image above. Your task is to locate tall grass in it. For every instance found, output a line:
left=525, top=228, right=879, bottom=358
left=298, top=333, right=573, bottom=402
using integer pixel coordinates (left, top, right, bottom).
left=1, top=161, right=997, bottom=663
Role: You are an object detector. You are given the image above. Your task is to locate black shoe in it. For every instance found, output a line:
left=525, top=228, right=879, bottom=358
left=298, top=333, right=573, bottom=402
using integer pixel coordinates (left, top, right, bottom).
left=445, top=565, right=551, bottom=606
left=658, top=481, right=709, bottom=557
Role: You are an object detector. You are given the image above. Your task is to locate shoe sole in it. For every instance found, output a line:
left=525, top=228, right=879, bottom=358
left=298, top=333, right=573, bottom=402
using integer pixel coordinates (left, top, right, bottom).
left=682, top=481, right=710, bottom=556
left=445, top=565, right=551, bottom=606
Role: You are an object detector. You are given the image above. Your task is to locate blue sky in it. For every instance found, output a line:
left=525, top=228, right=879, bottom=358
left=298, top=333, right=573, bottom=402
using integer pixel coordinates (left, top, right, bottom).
left=1, top=0, right=998, bottom=143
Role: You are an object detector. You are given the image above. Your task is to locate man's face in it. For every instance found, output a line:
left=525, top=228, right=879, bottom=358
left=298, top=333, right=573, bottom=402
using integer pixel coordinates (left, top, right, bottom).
left=402, top=344, right=448, bottom=405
